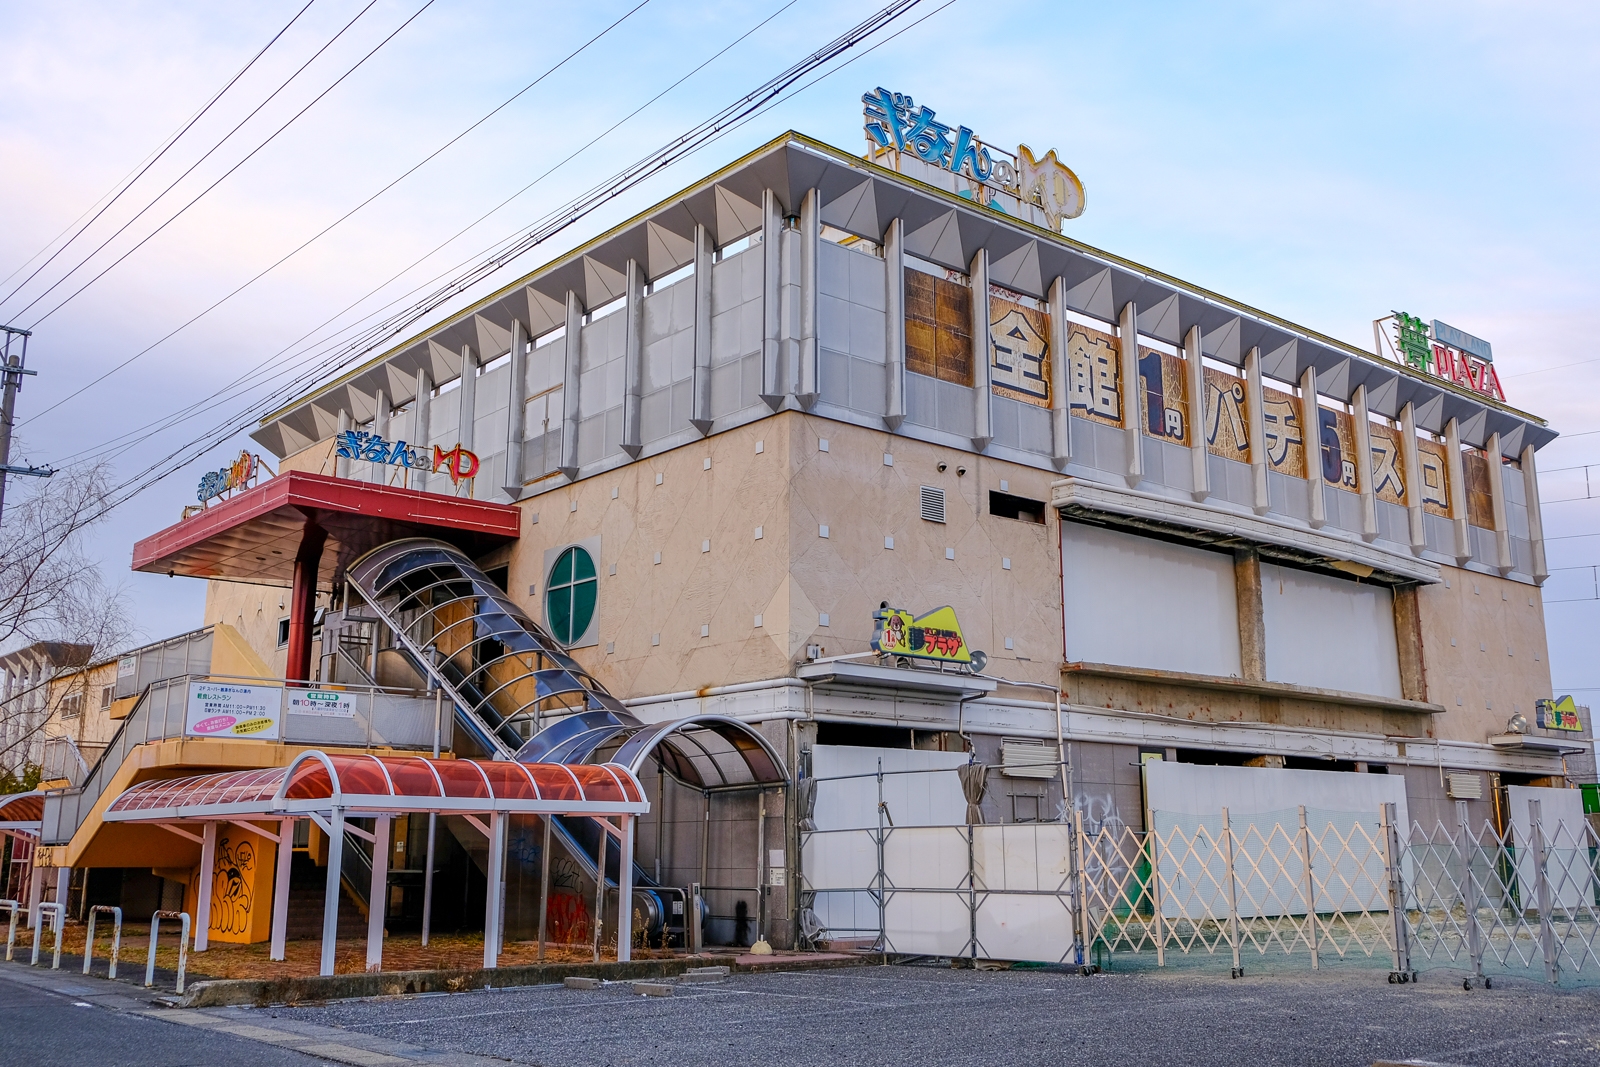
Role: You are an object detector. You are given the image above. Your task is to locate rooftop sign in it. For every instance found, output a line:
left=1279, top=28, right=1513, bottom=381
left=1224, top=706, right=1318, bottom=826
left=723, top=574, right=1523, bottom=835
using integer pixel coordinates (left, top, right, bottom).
left=862, top=88, right=1084, bottom=231
left=1376, top=312, right=1505, bottom=403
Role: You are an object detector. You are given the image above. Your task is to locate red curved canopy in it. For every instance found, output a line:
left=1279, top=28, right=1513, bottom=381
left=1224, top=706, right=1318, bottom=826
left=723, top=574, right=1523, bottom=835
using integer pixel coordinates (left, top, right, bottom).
left=103, top=752, right=646, bottom=822
left=0, top=791, right=44, bottom=830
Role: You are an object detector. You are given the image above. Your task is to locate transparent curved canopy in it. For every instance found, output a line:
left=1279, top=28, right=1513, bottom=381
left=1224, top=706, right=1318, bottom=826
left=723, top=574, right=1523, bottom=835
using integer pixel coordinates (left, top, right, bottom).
left=347, top=538, right=629, bottom=752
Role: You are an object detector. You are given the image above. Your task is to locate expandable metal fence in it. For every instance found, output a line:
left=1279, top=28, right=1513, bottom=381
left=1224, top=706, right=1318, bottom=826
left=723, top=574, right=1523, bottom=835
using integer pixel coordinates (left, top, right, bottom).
left=799, top=766, right=1600, bottom=987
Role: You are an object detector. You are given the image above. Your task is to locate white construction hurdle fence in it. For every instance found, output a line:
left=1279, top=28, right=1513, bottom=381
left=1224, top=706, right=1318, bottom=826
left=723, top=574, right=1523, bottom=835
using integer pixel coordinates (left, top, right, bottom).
left=797, top=760, right=1600, bottom=987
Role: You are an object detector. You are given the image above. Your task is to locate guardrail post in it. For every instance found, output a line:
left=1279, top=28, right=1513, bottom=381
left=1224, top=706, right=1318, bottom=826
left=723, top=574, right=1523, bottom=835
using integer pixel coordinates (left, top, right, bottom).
left=31, top=901, right=64, bottom=969
left=1222, top=808, right=1242, bottom=977
left=84, top=905, right=122, bottom=979
left=1455, top=801, right=1483, bottom=980
left=145, top=910, right=190, bottom=994
left=1381, top=802, right=1411, bottom=978
left=1298, top=806, right=1319, bottom=970
left=2, top=899, right=18, bottom=961
left=1528, top=798, right=1560, bottom=984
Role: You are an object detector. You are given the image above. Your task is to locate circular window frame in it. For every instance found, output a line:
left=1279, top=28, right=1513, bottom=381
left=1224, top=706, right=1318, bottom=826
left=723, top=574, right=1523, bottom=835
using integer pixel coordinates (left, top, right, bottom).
left=545, top=544, right=598, bottom=647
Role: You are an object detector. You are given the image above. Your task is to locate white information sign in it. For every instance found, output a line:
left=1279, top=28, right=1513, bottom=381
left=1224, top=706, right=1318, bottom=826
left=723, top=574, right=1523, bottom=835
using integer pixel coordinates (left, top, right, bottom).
left=185, top=682, right=282, bottom=741
left=285, top=690, right=358, bottom=719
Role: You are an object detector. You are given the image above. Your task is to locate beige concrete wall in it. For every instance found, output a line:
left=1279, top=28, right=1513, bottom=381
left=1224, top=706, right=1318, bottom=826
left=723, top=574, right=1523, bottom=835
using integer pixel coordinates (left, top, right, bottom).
left=1418, top=565, right=1553, bottom=743
left=202, top=583, right=325, bottom=680
left=507, top=420, right=795, bottom=699
left=783, top=414, right=1063, bottom=689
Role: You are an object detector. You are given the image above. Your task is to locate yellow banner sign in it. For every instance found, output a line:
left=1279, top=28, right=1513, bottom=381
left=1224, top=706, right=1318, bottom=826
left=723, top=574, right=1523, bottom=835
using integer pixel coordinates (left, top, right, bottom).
left=872, top=605, right=971, bottom=665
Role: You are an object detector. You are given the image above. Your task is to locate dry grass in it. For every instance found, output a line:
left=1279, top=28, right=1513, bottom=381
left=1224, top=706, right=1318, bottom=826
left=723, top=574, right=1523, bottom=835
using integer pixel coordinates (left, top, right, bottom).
left=8, top=921, right=682, bottom=980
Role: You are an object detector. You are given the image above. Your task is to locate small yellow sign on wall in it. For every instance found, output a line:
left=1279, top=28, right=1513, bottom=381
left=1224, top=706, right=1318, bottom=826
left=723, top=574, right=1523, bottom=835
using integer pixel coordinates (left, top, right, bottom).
left=872, top=605, right=972, bottom=665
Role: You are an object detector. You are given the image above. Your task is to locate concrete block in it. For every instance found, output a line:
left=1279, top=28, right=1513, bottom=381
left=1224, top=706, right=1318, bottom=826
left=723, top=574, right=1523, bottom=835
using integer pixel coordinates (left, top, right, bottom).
left=632, top=981, right=674, bottom=997
left=678, top=972, right=725, bottom=984
left=685, top=966, right=730, bottom=977
left=564, top=977, right=603, bottom=990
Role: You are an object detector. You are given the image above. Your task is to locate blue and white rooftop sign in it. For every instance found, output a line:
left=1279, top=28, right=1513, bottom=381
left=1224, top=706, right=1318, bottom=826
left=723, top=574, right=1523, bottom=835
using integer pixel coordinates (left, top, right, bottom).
left=862, top=88, right=1085, bottom=231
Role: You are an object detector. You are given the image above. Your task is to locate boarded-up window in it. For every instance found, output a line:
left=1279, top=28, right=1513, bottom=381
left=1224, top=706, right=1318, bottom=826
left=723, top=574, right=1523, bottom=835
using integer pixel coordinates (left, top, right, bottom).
left=905, top=268, right=972, bottom=385
left=1201, top=366, right=1249, bottom=462
left=1066, top=323, right=1121, bottom=425
left=1416, top=437, right=1451, bottom=516
left=1317, top=405, right=1359, bottom=491
left=1367, top=423, right=1406, bottom=506
left=1139, top=348, right=1190, bottom=443
left=1261, top=385, right=1305, bottom=477
left=1463, top=448, right=1494, bottom=529
left=988, top=291, right=1050, bottom=407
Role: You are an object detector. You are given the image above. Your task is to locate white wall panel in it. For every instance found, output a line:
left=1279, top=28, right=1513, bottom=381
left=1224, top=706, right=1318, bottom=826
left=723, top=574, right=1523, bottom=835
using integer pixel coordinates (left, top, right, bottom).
left=1260, top=562, right=1400, bottom=697
left=1062, top=522, right=1241, bottom=677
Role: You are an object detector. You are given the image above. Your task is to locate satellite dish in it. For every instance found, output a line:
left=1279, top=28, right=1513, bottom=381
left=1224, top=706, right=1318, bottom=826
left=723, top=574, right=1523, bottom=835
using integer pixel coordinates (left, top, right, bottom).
left=969, top=650, right=987, bottom=674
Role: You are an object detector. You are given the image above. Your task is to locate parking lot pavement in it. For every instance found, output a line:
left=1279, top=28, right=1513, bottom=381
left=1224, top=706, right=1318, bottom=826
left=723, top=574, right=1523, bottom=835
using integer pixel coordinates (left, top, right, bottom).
left=264, top=964, right=1600, bottom=1067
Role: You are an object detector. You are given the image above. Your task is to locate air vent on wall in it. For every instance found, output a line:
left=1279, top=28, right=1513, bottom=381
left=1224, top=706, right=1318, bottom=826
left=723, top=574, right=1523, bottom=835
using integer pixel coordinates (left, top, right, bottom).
left=1446, top=772, right=1483, bottom=800
left=1001, top=738, right=1056, bottom=779
left=920, top=485, right=946, bottom=524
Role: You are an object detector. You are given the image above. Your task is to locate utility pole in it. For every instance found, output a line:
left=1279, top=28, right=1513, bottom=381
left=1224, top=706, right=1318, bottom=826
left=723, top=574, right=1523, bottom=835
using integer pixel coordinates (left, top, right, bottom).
left=0, top=324, right=54, bottom=527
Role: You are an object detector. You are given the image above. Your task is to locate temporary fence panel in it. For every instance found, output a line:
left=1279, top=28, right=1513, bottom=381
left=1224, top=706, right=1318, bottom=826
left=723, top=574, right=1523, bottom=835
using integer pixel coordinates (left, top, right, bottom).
left=971, top=823, right=1076, bottom=963
left=882, top=825, right=971, bottom=956
left=809, top=746, right=969, bottom=829
left=1507, top=786, right=1592, bottom=911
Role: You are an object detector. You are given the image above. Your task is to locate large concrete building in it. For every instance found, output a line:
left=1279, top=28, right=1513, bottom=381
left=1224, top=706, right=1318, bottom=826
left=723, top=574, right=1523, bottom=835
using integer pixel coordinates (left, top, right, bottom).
left=14, top=125, right=1590, bottom=962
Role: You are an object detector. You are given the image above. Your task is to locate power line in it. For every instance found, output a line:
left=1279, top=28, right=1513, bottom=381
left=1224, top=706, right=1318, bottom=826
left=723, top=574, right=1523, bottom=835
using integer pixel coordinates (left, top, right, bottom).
left=87, top=0, right=933, bottom=517
left=16, top=0, right=428, bottom=329
left=0, top=1, right=319, bottom=313
left=23, top=0, right=658, bottom=431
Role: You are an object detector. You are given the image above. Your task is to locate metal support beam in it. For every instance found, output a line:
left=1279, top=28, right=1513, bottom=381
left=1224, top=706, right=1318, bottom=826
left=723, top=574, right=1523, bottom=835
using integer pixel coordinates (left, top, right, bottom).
left=366, top=815, right=389, bottom=972
left=760, top=188, right=784, bottom=410
left=1047, top=276, right=1070, bottom=468
left=1444, top=418, right=1471, bottom=565
left=484, top=812, right=505, bottom=969
left=616, top=815, right=635, bottom=963
left=1523, top=444, right=1549, bottom=582
left=412, top=368, right=432, bottom=491
left=1185, top=325, right=1209, bottom=501
left=456, top=345, right=478, bottom=456
left=970, top=248, right=991, bottom=451
left=194, top=822, right=216, bottom=952
left=691, top=227, right=714, bottom=434
left=559, top=292, right=584, bottom=480
left=503, top=319, right=528, bottom=494
left=797, top=188, right=819, bottom=408
left=286, top=523, right=326, bottom=683
left=621, top=261, right=644, bottom=455
left=884, top=218, right=906, bottom=431
left=320, top=807, right=344, bottom=977
left=1399, top=402, right=1426, bottom=554
left=1119, top=302, right=1142, bottom=487
left=1486, top=431, right=1513, bottom=574
left=1301, top=365, right=1326, bottom=529
left=270, top=818, right=294, bottom=962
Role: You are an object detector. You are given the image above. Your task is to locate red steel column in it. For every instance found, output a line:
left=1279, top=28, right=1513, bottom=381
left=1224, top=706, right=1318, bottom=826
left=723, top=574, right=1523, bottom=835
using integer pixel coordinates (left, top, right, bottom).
left=285, top=522, right=326, bottom=683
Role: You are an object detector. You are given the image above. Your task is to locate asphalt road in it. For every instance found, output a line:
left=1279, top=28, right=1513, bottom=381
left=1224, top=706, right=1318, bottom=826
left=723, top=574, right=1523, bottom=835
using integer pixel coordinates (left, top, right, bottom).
left=0, top=974, right=327, bottom=1067
left=6, top=960, right=1600, bottom=1067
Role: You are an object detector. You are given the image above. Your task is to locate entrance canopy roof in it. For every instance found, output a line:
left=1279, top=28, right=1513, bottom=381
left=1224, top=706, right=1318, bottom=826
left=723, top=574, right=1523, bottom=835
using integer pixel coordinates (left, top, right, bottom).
left=0, top=790, right=43, bottom=834
left=102, top=752, right=647, bottom=823
left=131, top=471, right=519, bottom=589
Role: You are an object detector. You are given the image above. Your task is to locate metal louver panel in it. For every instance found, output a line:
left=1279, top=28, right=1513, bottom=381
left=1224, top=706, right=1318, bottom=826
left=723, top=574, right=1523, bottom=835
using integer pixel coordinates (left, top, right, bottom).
left=920, top=485, right=946, bottom=523
left=1001, top=738, right=1056, bottom=779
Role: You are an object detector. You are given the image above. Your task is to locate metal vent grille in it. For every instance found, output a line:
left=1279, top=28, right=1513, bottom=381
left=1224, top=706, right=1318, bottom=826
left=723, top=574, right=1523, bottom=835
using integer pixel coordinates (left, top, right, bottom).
left=1446, top=772, right=1483, bottom=800
left=1000, top=738, right=1056, bottom=779
left=920, top=485, right=946, bottom=523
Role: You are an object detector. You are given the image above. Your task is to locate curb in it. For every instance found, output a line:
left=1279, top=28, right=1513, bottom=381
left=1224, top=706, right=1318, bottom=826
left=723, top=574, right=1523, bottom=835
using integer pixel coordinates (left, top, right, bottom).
left=179, top=953, right=866, bottom=1007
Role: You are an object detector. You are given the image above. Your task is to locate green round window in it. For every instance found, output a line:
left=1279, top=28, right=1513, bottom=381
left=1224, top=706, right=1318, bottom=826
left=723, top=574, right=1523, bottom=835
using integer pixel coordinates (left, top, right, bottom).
left=546, top=546, right=597, bottom=646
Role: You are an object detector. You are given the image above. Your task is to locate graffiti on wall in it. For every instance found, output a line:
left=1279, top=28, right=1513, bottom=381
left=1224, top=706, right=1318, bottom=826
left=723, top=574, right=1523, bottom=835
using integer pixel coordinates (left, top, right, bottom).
left=210, top=836, right=255, bottom=937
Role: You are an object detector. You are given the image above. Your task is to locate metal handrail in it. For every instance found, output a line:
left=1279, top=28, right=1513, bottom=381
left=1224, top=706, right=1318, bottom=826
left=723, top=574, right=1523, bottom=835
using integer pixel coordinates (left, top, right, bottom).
left=31, top=901, right=64, bottom=969
left=145, top=910, right=190, bottom=994
left=1, top=899, right=18, bottom=961
left=84, top=904, right=122, bottom=979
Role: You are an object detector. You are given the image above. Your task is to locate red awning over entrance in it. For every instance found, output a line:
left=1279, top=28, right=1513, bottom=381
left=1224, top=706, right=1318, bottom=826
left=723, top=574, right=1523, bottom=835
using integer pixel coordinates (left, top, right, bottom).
left=131, top=470, right=520, bottom=589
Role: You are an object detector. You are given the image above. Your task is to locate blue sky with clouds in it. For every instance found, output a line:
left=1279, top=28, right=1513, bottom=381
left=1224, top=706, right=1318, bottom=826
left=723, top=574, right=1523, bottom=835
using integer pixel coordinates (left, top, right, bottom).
left=2, top=0, right=1596, bottom=696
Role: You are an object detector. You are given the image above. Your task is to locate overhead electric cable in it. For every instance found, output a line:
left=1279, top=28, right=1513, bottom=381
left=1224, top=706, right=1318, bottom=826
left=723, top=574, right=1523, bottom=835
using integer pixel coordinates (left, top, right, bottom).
left=81, top=0, right=932, bottom=516
left=26, top=0, right=659, bottom=431
left=0, top=0, right=319, bottom=310
left=16, top=0, right=430, bottom=329
left=67, top=0, right=954, bottom=476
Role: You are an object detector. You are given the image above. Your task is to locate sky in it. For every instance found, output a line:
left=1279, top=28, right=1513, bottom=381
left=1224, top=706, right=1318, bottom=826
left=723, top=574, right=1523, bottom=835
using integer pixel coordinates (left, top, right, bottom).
left=1, top=0, right=1597, bottom=700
